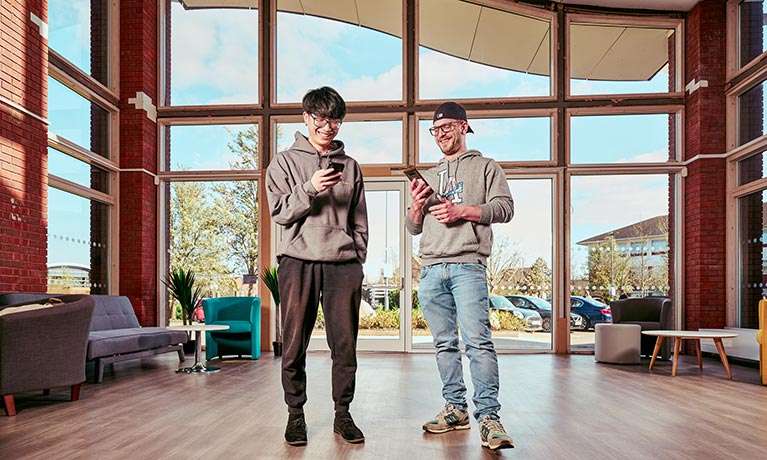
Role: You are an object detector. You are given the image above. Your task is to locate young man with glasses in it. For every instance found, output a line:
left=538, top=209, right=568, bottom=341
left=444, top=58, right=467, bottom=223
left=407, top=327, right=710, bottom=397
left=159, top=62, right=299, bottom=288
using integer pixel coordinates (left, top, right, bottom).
left=406, top=101, right=515, bottom=450
left=266, top=86, right=368, bottom=446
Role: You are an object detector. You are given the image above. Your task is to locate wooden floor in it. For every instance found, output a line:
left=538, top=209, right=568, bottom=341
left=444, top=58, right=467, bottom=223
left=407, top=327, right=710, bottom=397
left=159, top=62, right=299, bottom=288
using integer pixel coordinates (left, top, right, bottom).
left=2, top=351, right=766, bottom=460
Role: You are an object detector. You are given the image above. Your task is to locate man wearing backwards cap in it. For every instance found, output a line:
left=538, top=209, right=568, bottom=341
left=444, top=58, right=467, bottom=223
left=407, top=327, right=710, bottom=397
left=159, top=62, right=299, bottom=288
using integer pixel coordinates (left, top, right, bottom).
left=406, top=101, right=515, bottom=450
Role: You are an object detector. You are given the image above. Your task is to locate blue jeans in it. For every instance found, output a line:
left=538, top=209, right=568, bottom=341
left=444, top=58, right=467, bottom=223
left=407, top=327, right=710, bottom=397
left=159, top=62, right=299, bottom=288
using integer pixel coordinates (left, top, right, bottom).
left=418, top=263, right=501, bottom=421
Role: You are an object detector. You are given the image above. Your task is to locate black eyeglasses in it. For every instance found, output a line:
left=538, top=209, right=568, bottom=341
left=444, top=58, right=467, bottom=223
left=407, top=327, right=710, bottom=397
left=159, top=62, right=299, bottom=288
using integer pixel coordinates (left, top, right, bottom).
left=428, top=121, right=462, bottom=136
left=309, top=114, right=343, bottom=130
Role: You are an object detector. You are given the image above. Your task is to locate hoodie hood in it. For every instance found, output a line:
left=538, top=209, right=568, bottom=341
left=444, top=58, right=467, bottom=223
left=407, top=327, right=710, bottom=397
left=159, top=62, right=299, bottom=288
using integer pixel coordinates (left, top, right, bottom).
left=291, top=131, right=346, bottom=169
left=437, top=149, right=482, bottom=166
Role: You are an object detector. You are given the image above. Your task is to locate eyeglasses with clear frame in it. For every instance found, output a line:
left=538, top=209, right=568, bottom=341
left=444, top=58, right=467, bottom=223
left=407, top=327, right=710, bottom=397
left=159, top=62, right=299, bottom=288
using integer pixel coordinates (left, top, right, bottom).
left=309, top=113, right=343, bottom=130
left=428, top=121, right=463, bottom=136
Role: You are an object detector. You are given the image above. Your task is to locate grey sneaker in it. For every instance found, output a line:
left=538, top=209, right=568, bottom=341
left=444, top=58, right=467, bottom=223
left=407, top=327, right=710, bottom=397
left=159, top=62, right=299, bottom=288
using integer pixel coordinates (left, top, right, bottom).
left=422, top=403, right=471, bottom=434
left=478, top=414, right=514, bottom=450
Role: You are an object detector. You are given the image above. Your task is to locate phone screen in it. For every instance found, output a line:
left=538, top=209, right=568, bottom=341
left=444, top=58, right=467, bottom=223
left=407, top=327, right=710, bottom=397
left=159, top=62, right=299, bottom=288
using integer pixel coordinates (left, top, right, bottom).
left=330, top=162, right=345, bottom=174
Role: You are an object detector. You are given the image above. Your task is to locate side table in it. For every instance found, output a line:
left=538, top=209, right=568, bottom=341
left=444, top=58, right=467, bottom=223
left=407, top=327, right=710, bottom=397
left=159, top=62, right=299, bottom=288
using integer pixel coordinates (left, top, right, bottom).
left=168, top=324, right=229, bottom=373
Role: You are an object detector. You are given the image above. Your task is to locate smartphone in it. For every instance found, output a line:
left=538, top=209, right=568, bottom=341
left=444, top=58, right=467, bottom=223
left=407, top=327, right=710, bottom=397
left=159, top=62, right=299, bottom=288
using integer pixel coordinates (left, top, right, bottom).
left=403, top=166, right=430, bottom=186
left=330, top=162, right=345, bottom=174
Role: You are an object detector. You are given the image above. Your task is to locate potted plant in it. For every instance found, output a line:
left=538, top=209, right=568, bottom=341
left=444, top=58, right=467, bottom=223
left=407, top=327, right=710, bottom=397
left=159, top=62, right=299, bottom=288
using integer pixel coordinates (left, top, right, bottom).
left=260, top=265, right=282, bottom=356
left=162, top=267, right=203, bottom=354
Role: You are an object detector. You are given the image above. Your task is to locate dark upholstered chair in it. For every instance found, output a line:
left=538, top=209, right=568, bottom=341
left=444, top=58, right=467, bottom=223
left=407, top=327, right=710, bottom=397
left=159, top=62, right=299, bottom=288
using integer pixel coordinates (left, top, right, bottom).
left=610, top=297, right=673, bottom=360
left=1, top=293, right=187, bottom=383
left=0, top=295, right=95, bottom=416
left=203, top=297, right=261, bottom=360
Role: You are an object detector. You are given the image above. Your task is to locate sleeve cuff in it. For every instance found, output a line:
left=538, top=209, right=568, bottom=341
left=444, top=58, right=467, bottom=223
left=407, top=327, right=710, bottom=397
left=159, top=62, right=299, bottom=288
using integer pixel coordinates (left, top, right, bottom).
left=303, top=180, right=318, bottom=196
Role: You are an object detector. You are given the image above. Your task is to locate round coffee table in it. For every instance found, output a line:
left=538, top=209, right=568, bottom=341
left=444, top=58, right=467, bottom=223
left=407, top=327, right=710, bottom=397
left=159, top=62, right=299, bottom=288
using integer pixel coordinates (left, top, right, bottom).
left=641, top=330, right=739, bottom=379
left=168, top=324, right=229, bottom=373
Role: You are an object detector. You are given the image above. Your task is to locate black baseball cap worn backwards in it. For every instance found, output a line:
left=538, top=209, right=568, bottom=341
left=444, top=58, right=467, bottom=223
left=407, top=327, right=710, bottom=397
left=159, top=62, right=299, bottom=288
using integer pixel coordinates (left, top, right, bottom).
left=433, top=101, right=474, bottom=133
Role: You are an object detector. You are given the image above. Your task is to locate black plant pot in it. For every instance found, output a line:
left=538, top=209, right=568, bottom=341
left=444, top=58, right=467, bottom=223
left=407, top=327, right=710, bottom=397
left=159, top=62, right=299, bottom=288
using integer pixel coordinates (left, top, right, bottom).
left=183, top=339, right=196, bottom=355
left=273, top=341, right=283, bottom=357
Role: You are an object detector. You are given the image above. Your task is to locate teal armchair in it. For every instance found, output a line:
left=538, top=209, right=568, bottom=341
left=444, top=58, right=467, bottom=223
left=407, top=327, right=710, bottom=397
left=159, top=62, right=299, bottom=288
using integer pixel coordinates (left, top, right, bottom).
left=203, top=297, right=261, bottom=360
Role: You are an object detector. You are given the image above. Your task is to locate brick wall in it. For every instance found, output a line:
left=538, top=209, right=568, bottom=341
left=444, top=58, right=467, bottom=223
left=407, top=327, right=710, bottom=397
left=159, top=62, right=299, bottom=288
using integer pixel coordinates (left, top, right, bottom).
left=0, top=0, right=49, bottom=293
left=684, top=0, right=727, bottom=332
left=119, top=0, right=159, bottom=325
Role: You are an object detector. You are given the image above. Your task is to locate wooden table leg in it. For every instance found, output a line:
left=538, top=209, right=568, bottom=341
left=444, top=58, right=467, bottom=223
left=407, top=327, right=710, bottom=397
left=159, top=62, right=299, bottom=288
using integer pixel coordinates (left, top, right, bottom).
left=713, top=338, right=733, bottom=380
left=672, top=337, right=682, bottom=376
left=695, top=339, right=703, bottom=370
left=649, top=336, right=664, bottom=370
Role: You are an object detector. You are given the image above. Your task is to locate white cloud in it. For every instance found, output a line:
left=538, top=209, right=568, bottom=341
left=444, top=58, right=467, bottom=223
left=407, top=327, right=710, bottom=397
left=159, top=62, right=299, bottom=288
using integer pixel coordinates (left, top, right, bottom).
left=171, top=5, right=259, bottom=94
left=570, top=175, right=668, bottom=229
left=418, top=51, right=510, bottom=99
left=337, top=65, right=403, bottom=102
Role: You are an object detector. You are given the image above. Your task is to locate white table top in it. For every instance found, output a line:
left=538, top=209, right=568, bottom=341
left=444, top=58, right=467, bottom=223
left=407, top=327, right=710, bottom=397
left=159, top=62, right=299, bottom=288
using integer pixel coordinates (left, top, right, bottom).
left=642, top=330, right=738, bottom=339
left=168, top=324, right=229, bottom=332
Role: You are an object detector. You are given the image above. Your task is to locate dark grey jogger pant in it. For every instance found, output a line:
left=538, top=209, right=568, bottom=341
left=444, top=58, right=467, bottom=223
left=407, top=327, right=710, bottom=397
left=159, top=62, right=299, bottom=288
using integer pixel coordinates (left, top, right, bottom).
left=277, top=256, right=363, bottom=414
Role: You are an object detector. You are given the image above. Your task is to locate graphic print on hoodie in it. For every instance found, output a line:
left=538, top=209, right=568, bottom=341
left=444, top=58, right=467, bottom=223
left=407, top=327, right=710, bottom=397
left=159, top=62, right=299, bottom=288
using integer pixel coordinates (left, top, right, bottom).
left=436, top=168, right=464, bottom=203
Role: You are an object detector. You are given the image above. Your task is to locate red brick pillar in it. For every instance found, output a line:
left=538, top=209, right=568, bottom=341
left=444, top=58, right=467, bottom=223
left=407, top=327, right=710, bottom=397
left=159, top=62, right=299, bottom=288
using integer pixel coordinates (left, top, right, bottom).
left=684, top=0, right=727, bottom=331
left=120, top=0, right=159, bottom=325
left=0, top=1, right=49, bottom=292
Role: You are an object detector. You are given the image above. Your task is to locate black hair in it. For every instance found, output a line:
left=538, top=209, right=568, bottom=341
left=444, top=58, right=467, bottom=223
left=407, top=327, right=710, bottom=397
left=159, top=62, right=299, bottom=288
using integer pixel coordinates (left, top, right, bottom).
left=302, top=86, right=346, bottom=120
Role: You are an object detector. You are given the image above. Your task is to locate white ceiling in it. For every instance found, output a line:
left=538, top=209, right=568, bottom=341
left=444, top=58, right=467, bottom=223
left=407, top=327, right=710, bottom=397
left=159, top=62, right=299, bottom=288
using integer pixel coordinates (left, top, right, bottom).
left=180, top=1, right=701, bottom=13
left=553, top=0, right=699, bottom=12
left=179, top=0, right=690, bottom=80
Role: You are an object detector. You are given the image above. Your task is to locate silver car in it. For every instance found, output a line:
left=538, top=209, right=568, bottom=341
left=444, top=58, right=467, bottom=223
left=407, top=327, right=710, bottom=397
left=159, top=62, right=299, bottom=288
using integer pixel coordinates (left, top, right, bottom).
left=488, top=294, right=543, bottom=332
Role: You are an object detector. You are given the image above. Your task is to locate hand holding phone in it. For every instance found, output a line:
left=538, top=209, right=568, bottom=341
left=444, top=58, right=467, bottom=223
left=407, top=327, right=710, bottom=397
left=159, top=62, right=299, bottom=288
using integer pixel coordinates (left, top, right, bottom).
left=403, top=166, right=430, bottom=187
left=313, top=163, right=343, bottom=192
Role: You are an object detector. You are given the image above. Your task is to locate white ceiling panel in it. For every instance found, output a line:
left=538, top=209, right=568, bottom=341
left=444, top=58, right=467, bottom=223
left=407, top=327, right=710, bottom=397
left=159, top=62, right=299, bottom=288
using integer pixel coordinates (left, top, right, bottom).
left=589, top=27, right=671, bottom=80
left=178, top=0, right=680, bottom=81
left=471, top=7, right=550, bottom=73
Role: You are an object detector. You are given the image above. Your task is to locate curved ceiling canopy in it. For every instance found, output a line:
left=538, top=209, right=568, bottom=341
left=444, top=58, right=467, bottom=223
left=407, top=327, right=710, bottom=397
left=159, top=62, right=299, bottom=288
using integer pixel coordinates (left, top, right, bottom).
left=177, top=0, right=677, bottom=81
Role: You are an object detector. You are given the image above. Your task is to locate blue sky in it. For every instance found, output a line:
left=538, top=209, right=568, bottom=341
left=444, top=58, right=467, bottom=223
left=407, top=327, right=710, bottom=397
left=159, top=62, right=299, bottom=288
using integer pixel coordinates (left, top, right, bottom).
left=45, top=2, right=671, bottom=279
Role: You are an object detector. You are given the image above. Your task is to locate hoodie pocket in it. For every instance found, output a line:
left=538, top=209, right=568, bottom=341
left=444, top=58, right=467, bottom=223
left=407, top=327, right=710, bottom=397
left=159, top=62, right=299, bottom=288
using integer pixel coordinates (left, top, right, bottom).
left=419, top=219, right=480, bottom=258
left=286, top=224, right=357, bottom=261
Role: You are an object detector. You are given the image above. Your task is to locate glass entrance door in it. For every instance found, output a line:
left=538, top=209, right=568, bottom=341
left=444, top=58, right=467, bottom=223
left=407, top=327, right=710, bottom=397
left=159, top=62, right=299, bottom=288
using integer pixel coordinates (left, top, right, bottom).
left=310, top=181, right=408, bottom=351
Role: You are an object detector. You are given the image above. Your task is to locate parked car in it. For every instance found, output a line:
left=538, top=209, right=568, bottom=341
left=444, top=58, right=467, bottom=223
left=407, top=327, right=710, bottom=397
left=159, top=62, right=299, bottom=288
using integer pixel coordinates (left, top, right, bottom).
left=488, top=294, right=543, bottom=332
left=505, top=295, right=583, bottom=332
left=568, top=296, right=612, bottom=330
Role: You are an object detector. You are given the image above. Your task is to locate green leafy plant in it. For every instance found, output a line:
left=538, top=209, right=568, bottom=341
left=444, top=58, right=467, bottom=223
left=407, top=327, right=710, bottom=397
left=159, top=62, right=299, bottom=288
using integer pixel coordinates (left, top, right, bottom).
left=260, top=266, right=281, bottom=342
left=162, top=267, right=203, bottom=329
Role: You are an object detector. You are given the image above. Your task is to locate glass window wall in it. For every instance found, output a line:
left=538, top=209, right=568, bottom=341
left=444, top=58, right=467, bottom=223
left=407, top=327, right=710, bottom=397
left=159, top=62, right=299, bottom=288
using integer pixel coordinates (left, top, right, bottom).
left=570, top=113, right=673, bottom=164
left=276, top=0, right=402, bottom=103
left=166, top=124, right=260, bottom=171
left=169, top=1, right=259, bottom=106
left=570, top=174, right=671, bottom=350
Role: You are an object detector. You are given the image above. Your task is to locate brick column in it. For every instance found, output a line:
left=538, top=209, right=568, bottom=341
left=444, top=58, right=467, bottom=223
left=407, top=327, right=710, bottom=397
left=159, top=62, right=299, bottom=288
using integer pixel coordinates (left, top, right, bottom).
left=120, top=0, right=159, bottom=325
left=0, top=1, right=49, bottom=292
left=684, top=0, right=727, bottom=332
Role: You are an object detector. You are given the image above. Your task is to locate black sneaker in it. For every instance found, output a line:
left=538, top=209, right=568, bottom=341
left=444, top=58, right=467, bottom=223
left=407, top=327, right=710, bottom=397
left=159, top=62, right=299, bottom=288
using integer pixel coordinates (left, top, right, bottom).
left=285, top=413, right=307, bottom=446
left=333, top=412, right=365, bottom=444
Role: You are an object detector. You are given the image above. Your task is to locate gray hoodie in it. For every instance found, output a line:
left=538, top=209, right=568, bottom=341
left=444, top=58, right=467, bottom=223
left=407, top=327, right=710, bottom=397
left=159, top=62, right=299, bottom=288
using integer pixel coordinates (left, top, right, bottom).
left=266, top=132, right=368, bottom=263
left=405, top=150, right=514, bottom=266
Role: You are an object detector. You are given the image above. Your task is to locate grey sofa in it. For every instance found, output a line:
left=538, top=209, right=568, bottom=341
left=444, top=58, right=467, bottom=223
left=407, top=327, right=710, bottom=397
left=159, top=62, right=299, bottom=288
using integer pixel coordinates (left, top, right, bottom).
left=610, top=297, right=673, bottom=360
left=0, top=293, right=187, bottom=383
left=0, top=294, right=95, bottom=415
